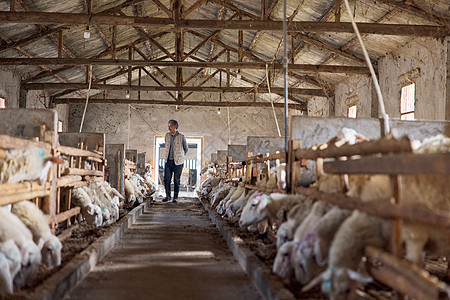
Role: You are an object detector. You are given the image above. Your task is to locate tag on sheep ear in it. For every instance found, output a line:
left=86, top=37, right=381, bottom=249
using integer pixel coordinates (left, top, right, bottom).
left=347, top=269, right=373, bottom=283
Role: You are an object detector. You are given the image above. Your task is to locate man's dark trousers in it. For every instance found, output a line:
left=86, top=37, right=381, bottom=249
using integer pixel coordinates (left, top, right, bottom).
left=164, top=159, right=183, bottom=199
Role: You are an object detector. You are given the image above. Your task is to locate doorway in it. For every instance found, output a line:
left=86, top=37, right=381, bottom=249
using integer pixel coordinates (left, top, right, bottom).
left=154, top=136, right=203, bottom=192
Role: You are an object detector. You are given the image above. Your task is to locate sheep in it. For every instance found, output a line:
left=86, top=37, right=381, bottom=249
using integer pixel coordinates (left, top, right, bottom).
left=219, top=185, right=245, bottom=215
left=239, top=193, right=310, bottom=228
left=276, top=199, right=315, bottom=249
left=211, top=183, right=232, bottom=208
left=71, top=188, right=103, bottom=227
left=11, top=201, right=62, bottom=269
left=216, top=186, right=237, bottom=214
left=0, top=146, right=63, bottom=185
left=226, top=190, right=256, bottom=218
left=292, top=206, right=351, bottom=285
left=82, top=186, right=112, bottom=226
left=272, top=240, right=298, bottom=278
left=0, top=209, right=41, bottom=288
left=320, top=211, right=392, bottom=300
left=0, top=240, right=21, bottom=294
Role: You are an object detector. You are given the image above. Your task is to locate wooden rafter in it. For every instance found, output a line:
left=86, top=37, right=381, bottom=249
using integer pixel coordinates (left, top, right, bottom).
left=0, top=12, right=447, bottom=36
left=151, top=0, right=172, bottom=18
left=181, top=0, right=207, bottom=19
left=28, top=83, right=326, bottom=96
left=0, top=26, right=67, bottom=53
left=322, top=9, right=401, bottom=65
left=52, top=98, right=305, bottom=110
left=375, top=0, right=450, bottom=26
left=141, top=67, right=177, bottom=101
left=21, top=32, right=170, bottom=83
left=4, top=58, right=370, bottom=74
left=132, top=46, right=176, bottom=85
left=134, top=4, right=154, bottom=59
left=183, top=49, right=226, bottom=85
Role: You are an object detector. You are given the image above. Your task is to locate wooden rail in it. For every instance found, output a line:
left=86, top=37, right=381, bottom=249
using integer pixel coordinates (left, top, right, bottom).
left=324, top=152, right=450, bottom=175
left=294, top=136, right=412, bottom=159
left=245, top=184, right=286, bottom=194
left=294, top=187, right=450, bottom=230
left=365, top=246, right=449, bottom=300
left=0, top=134, right=51, bottom=152
left=58, top=145, right=103, bottom=159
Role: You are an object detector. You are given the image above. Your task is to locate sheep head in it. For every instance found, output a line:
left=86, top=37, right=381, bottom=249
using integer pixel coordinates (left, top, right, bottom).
left=41, top=234, right=62, bottom=269
left=276, top=222, right=295, bottom=249
left=239, top=193, right=269, bottom=227
left=272, top=240, right=297, bottom=278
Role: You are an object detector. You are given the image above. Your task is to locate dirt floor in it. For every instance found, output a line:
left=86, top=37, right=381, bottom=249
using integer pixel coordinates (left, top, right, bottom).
left=65, top=196, right=261, bottom=300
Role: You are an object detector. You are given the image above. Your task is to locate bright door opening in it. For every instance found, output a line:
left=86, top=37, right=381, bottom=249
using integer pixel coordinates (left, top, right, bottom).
left=154, top=136, right=203, bottom=192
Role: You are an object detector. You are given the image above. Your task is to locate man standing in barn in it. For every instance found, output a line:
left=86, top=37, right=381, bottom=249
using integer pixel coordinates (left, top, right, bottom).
left=163, top=119, right=188, bottom=203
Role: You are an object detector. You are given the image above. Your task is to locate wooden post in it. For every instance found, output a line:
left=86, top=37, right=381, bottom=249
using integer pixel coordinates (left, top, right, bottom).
left=58, top=30, right=63, bottom=59
left=226, top=50, right=230, bottom=87
left=245, top=152, right=253, bottom=184
left=10, top=0, right=15, bottom=12
left=117, top=150, right=121, bottom=188
left=288, top=139, right=301, bottom=193
left=335, top=0, right=341, bottom=23
left=291, top=34, right=295, bottom=63
left=390, top=175, right=402, bottom=258
left=112, top=25, right=116, bottom=60
left=128, top=47, right=132, bottom=86
left=138, top=67, right=141, bottom=100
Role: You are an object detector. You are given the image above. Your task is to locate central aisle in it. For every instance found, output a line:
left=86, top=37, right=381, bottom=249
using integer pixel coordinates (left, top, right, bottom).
left=66, top=197, right=261, bottom=300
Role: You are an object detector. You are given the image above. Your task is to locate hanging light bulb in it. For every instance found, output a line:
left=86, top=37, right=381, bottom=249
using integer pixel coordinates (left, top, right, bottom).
left=175, top=105, right=180, bottom=112
left=125, top=91, right=130, bottom=99
left=217, top=108, right=221, bottom=115
left=83, top=25, right=90, bottom=39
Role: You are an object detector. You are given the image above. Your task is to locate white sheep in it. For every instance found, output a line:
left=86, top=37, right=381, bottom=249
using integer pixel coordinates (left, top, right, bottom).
left=320, top=211, right=392, bottom=300
left=272, top=240, right=298, bottom=278
left=239, top=193, right=309, bottom=228
left=0, top=209, right=41, bottom=288
left=71, top=188, right=103, bottom=227
left=0, top=146, right=63, bottom=185
left=276, top=199, right=315, bottom=249
left=226, top=190, right=256, bottom=218
left=216, top=186, right=237, bottom=214
left=11, top=201, right=62, bottom=269
left=292, top=206, right=351, bottom=285
left=211, top=183, right=232, bottom=208
left=82, top=186, right=112, bottom=226
left=0, top=240, right=21, bottom=294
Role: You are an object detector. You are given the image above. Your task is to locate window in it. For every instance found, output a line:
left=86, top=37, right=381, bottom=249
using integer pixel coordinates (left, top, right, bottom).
left=400, top=83, right=415, bottom=120
left=58, top=120, right=63, bottom=132
left=347, top=105, right=357, bottom=118
left=0, top=98, right=5, bottom=109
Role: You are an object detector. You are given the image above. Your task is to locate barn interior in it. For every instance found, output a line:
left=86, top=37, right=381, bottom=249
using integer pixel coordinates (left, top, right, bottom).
left=0, top=0, right=449, bottom=299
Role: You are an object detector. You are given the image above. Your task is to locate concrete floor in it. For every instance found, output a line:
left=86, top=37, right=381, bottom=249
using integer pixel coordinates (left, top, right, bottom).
left=66, top=197, right=261, bottom=300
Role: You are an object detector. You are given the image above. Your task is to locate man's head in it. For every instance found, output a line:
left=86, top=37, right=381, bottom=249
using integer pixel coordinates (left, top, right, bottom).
left=168, top=119, right=178, bottom=135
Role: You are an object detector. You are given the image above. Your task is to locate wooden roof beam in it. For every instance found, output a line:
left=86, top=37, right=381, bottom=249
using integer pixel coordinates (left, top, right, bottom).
left=3, top=58, right=370, bottom=74
left=52, top=98, right=305, bottom=110
left=24, top=82, right=327, bottom=96
left=132, top=46, right=176, bottom=85
left=375, top=0, right=450, bottom=26
left=0, top=12, right=447, bottom=36
left=21, top=32, right=170, bottom=83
